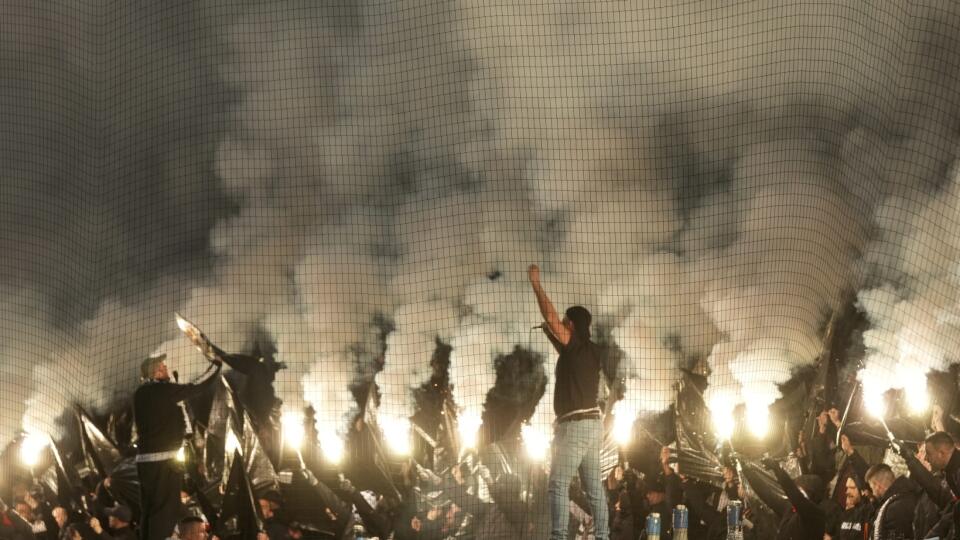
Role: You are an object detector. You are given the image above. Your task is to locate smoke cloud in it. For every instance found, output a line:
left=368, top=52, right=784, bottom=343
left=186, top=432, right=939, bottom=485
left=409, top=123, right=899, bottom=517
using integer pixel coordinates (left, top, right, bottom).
left=3, top=0, right=960, bottom=450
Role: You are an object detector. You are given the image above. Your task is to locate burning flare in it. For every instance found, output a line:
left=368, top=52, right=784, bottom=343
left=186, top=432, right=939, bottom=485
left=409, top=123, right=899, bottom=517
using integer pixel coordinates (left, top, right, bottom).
left=19, top=432, right=49, bottom=468
left=382, top=417, right=412, bottom=456
left=746, top=403, right=769, bottom=439
left=611, top=400, right=636, bottom=446
left=281, top=412, right=305, bottom=450
left=458, top=410, right=482, bottom=450
left=708, top=394, right=736, bottom=441
left=320, top=435, right=344, bottom=464
left=522, top=423, right=550, bottom=462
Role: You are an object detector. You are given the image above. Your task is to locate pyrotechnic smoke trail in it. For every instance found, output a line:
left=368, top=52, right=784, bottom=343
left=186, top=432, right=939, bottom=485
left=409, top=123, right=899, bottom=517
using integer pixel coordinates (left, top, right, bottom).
left=857, top=164, right=960, bottom=414
left=4, top=0, right=960, bottom=451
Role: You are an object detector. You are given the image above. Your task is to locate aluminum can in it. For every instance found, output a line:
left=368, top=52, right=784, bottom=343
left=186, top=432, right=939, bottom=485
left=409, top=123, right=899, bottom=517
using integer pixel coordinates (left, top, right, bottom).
left=673, top=505, right=689, bottom=540
left=726, top=500, right=742, bottom=528
left=646, top=512, right=661, bottom=540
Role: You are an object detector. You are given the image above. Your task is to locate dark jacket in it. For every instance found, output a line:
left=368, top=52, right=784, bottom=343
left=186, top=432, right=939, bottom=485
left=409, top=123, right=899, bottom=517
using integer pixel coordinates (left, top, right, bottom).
left=904, top=452, right=954, bottom=511
left=943, top=450, right=960, bottom=502
left=828, top=501, right=874, bottom=540
left=678, top=480, right=725, bottom=540
left=96, top=526, right=137, bottom=540
left=914, top=489, right=944, bottom=540
left=873, top=476, right=920, bottom=540
left=771, top=466, right=825, bottom=540
left=133, top=365, right=220, bottom=454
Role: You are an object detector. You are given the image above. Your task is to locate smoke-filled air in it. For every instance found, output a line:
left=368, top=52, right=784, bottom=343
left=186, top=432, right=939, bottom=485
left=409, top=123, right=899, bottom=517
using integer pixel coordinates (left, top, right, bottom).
left=3, top=0, right=960, bottom=457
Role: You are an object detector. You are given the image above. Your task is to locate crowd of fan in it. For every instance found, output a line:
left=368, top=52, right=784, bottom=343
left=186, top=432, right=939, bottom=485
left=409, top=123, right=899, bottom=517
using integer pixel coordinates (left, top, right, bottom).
left=5, top=403, right=960, bottom=540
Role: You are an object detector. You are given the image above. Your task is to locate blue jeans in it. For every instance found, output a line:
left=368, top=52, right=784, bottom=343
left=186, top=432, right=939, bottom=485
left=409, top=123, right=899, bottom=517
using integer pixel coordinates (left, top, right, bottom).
left=549, top=418, right=609, bottom=540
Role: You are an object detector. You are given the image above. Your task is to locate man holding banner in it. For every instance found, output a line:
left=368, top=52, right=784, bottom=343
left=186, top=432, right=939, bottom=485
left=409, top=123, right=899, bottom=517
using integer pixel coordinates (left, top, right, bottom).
left=134, top=354, right=220, bottom=540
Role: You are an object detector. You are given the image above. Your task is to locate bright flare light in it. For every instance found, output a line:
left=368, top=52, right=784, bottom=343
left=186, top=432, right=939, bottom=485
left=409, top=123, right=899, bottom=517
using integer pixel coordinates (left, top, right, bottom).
left=901, top=369, right=929, bottom=415
left=281, top=412, right=305, bottom=450
left=175, top=446, right=186, bottom=462
left=458, top=410, right=482, bottom=450
left=522, top=424, right=550, bottom=462
left=225, top=430, right=241, bottom=455
left=611, top=401, right=635, bottom=446
left=19, top=433, right=49, bottom=468
left=708, top=395, right=736, bottom=441
left=320, top=435, right=345, bottom=464
left=382, top=417, right=412, bottom=456
left=746, top=404, right=769, bottom=439
left=864, top=389, right=887, bottom=419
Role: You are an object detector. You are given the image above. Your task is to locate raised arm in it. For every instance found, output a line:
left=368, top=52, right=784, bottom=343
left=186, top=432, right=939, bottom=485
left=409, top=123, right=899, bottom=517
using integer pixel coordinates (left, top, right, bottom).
left=528, top=264, right=571, bottom=346
left=763, top=459, right=823, bottom=523
left=166, top=362, right=222, bottom=402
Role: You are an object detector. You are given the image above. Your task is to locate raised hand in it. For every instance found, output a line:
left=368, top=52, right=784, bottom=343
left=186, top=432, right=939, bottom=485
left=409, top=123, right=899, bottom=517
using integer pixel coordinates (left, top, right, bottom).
left=840, top=434, right=854, bottom=456
left=527, top=264, right=541, bottom=284
left=828, top=408, right=841, bottom=427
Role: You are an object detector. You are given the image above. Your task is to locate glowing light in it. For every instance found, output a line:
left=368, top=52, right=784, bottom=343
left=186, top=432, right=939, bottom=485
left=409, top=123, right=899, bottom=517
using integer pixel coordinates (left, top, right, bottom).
left=382, top=417, right=412, bottom=456
left=863, top=389, right=887, bottom=419
left=19, top=433, right=49, bottom=468
left=175, top=446, right=186, bottom=462
left=900, top=369, right=929, bottom=415
left=522, top=424, right=550, bottom=462
left=708, top=394, right=736, bottom=441
left=458, top=410, right=482, bottom=450
left=281, top=412, right=305, bottom=450
left=746, top=404, right=769, bottom=439
left=320, top=435, right=344, bottom=464
left=225, top=430, right=241, bottom=455
left=611, top=401, right=635, bottom=446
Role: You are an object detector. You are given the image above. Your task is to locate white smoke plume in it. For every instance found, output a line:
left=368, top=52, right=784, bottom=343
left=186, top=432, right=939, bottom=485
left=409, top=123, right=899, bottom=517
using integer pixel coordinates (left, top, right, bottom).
left=4, top=0, right=960, bottom=453
left=857, top=163, right=960, bottom=412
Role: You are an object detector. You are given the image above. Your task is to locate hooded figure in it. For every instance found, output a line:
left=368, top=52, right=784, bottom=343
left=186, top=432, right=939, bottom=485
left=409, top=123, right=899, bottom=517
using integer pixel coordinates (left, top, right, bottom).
left=828, top=475, right=874, bottom=540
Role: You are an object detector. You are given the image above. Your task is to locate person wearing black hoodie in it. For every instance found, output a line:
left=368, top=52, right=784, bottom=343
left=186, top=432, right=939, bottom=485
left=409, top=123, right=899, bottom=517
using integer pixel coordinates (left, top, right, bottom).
left=865, top=464, right=920, bottom=540
left=826, top=475, right=874, bottom=540
left=825, top=435, right=874, bottom=540
left=761, top=457, right=826, bottom=540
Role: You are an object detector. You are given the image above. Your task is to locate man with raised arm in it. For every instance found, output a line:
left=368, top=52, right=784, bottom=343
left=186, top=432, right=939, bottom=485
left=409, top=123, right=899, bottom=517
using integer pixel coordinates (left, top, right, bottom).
left=134, top=354, right=221, bottom=540
left=527, top=264, right=609, bottom=540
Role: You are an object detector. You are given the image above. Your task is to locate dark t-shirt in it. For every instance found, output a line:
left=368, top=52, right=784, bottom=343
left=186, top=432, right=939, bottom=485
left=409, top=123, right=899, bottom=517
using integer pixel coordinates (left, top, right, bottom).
left=133, top=366, right=220, bottom=454
left=553, top=336, right=602, bottom=418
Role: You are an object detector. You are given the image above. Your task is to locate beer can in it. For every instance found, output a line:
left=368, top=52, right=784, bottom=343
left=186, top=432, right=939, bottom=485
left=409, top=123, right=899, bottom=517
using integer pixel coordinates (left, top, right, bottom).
left=646, top=512, right=661, bottom=538
left=726, top=500, right=743, bottom=529
left=673, top=505, right=689, bottom=530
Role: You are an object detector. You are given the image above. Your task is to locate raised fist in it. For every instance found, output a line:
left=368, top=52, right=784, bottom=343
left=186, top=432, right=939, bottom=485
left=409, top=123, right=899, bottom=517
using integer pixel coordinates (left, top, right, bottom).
left=527, top=264, right=541, bottom=284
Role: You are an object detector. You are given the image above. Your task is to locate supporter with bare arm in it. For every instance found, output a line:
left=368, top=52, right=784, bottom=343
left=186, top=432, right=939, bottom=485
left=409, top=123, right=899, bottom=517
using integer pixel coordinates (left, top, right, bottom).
left=528, top=264, right=608, bottom=540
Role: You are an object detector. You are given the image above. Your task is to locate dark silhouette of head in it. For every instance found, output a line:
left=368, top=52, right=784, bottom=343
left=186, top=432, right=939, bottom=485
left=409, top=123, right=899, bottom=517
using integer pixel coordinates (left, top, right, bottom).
left=564, top=306, right=592, bottom=341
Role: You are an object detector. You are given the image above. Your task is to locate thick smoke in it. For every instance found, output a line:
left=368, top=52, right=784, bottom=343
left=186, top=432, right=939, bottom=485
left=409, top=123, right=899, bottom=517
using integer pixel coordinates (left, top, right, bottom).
left=858, top=164, right=960, bottom=412
left=4, top=0, right=960, bottom=451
